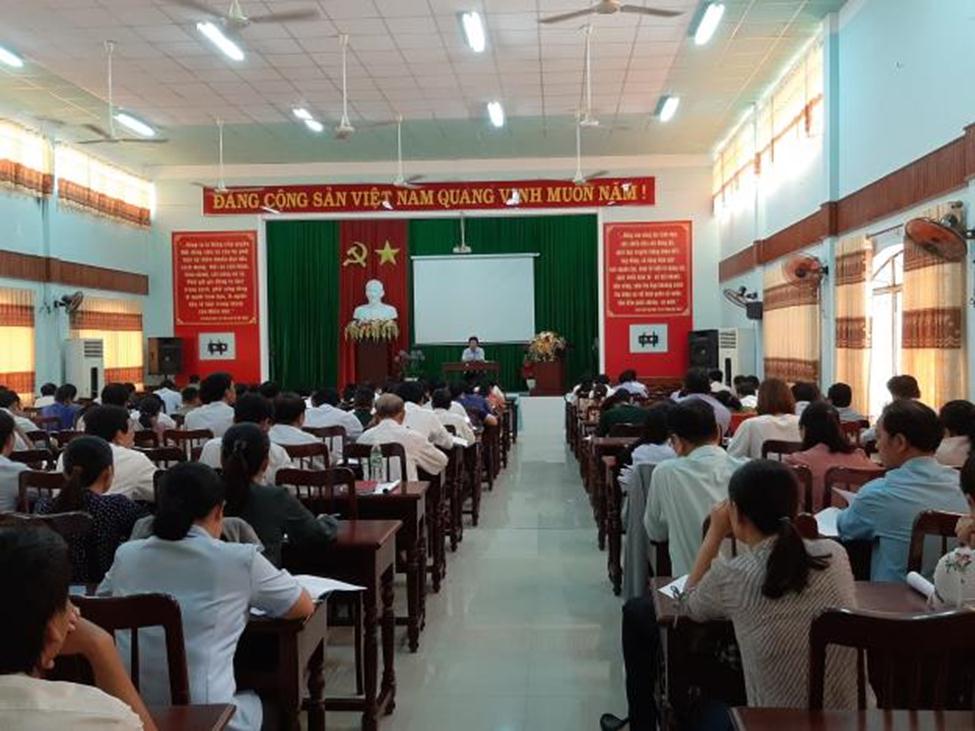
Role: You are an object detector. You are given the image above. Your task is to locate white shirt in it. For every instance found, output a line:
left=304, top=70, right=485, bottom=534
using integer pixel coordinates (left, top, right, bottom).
left=710, top=381, right=731, bottom=394
left=199, top=436, right=293, bottom=484
left=644, top=444, right=747, bottom=576
left=461, top=347, right=486, bottom=362
left=0, top=674, right=142, bottom=730
left=433, top=408, right=476, bottom=444
left=616, top=381, right=648, bottom=398
left=2, top=407, right=36, bottom=450
left=403, top=402, right=454, bottom=450
left=99, top=525, right=302, bottom=731
left=357, top=418, right=448, bottom=481
left=739, top=395, right=758, bottom=410
left=129, top=410, right=176, bottom=432
left=303, top=403, right=364, bottom=440
left=33, top=395, right=55, bottom=408
left=726, top=413, right=801, bottom=460
left=935, top=435, right=970, bottom=469
left=57, top=444, right=157, bottom=502
left=268, top=423, right=326, bottom=469
left=449, top=401, right=470, bottom=422
left=153, top=387, right=182, bottom=415
left=619, top=442, right=677, bottom=495
left=0, top=453, right=29, bottom=512
left=184, top=401, right=235, bottom=437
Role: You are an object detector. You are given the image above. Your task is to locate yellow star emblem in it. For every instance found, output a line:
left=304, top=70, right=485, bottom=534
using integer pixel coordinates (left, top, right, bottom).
left=375, top=240, right=400, bottom=266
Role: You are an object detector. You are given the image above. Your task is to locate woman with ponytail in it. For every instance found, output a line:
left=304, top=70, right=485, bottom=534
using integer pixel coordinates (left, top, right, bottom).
left=99, top=461, right=314, bottom=731
left=935, top=399, right=975, bottom=468
left=36, top=436, right=147, bottom=582
left=220, top=422, right=337, bottom=567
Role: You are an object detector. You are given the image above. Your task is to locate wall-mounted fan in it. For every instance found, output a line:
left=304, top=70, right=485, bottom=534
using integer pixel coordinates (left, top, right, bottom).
left=723, top=286, right=763, bottom=320
left=54, top=291, right=84, bottom=314
left=783, top=254, right=828, bottom=286
left=905, top=211, right=973, bottom=263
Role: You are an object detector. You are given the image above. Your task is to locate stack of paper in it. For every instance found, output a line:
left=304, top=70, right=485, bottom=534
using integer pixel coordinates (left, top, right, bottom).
left=294, top=574, right=365, bottom=598
left=815, top=507, right=841, bottom=537
left=373, top=480, right=400, bottom=494
left=833, top=488, right=857, bottom=507
left=657, top=575, right=689, bottom=598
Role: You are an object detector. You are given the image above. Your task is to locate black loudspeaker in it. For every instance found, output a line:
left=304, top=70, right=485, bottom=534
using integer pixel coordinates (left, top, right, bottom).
left=148, top=337, right=182, bottom=375
left=688, top=329, right=719, bottom=369
left=745, top=301, right=764, bottom=321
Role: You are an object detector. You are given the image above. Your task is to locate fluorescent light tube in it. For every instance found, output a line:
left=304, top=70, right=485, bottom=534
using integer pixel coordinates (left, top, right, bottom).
left=197, top=21, right=244, bottom=61
left=460, top=11, right=486, bottom=53
left=114, top=112, right=156, bottom=138
left=657, top=95, right=680, bottom=123
left=487, top=100, right=504, bottom=128
left=0, top=45, right=24, bottom=68
left=694, top=2, right=725, bottom=46
left=292, top=107, right=312, bottom=120
left=305, top=119, right=324, bottom=133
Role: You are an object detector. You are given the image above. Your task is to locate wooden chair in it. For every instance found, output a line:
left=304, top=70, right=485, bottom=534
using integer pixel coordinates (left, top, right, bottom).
left=760, top=439, right=803, bottom=461
left=0, top=510, right=92, bottom=546
left=73, top=594, right=190, bottom=705
left=809, top=608, right=975, bottom=710
left=276, top=466, right=357, bottom=520
left=784, top=463, right=815, bottom=513
left=440, top=443, right=466, bottom=551
left=17, top=470, right=67, bottom=512
left=840, top=420, right=864, bottom=446
left=9, top=448, right=55, bottom=470
left=35, top=415, right=62, bottom=432
left=24, top=430, right=53, bottom=450
left=172, top=413, right=185, bottom=428
left=137, top=446, right=186, bottom=469
left=133, top=430, right=160, bottom=448
left=344, top=442, right=408, bottom=482
left=907, top=510, right=965, bottom=574
left=55, top=430, right=84, bottom=449
left=823, top=466, right=884, bottom=508
left=608, top=422, right=643, bottom=438
left=302, top=425, right=346, bottom=464
left=281, top=442, right=329, bottom=470
left=162, top=429, right=213, bottom=459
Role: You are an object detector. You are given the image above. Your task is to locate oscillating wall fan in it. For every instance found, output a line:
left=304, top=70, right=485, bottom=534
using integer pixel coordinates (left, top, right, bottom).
left=905, top=211, right=973, bottom=263
left=782, top=254, right=828, bottom=286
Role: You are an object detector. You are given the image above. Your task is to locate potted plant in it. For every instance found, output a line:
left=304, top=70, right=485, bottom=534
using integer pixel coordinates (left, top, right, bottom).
left=344, top=319, right=400, bottom=342
left=395, top=348, right=425, bottom=381
left=523, top=331, right=567, bottom=395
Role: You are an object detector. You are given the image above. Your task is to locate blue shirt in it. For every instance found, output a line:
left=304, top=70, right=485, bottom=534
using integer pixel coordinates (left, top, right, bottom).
left=41, top=402, right=80, bottom=431
left=459, top=393, right=491, bottom=421
left=836, top=456, right=968, bottom=581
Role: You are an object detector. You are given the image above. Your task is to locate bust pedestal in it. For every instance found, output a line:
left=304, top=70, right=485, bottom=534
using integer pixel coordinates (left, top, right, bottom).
left=356, top=340, right=390, bottom=386
left=530, top=360, right=564, bottom=396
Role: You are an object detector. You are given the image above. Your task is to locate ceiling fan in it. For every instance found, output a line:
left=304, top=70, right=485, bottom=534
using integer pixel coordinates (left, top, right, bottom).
left=540, top=0, right=682, bottom=25
left=571, top=115, right=608, bottom=185
left=169, top=0, right=319, bottom=27
left=191, top=119, right=274, bottom=211
left=393, top=116, right=423, bottom=189
left=579, top=24, right=599, bottom=128
left=334, top=34, right=356, bottom=140
left=78, top=41, right=168, bottom=146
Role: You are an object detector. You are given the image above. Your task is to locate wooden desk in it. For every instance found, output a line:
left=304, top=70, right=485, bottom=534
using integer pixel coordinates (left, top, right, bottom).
left=441, top=361, right=501, bottom=379
left=417, top=469, right=447, bottom=592
left=283, top=520, right=401, bottom=731
left=731, top=708, right=975, bottom=731
left=149, top=704, right=236, bottom=731
left=602, top=454, right=624, bottom=595
left=506, top=397, right=519, bottom=443
left=589, top=437, right=636, bottom=550
left=235, top=597, right=328, bottom=731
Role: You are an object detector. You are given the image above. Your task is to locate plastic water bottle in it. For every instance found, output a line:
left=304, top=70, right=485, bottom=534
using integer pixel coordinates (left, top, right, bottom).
left=369, top=443, right=383, bottom=481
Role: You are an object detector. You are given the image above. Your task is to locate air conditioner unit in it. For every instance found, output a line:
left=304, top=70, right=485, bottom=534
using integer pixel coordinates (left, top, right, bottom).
left=64, top=338, right=105, bottom=400
left=717, top=328, right=756, bottom=386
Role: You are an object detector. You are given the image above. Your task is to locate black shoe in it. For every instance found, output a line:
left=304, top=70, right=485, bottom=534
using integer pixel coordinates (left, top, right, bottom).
left=599, top=713, right=628, bottom=731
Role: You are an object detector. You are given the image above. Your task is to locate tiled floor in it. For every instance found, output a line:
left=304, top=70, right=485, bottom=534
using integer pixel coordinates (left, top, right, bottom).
left=323, top=396, right=625, bottom=730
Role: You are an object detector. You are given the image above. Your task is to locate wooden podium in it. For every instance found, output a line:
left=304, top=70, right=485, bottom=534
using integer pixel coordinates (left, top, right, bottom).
left=356, top=340, right=391, bottom=386
left=530, top=359, right=564, bottom=396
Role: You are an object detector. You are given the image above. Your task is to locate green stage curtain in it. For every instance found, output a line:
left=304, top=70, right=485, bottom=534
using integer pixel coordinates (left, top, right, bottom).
left=266, top=220, right=340, bottom=391
left=408, top=215, right=598, bottom=391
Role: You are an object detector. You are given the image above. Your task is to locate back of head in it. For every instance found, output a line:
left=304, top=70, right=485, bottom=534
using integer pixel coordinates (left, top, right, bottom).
left=448, top=382, right=464, bottom=400
left=713, top=390, right=742, bottom=411
left=83, top=405, right=130, bottom=443
left=154, top=462, right=226, bottom=540
left=257, top=381, right=281, bottom=400
left=57, top=436, right=114, bottom=511
left=618, top=369, right=637, bottom=384
left=0, top=411, right=14, bottom=449
left=887, top=374, right=921, bottom=400
left=375, top=393, right=405, bottom=420
left=880, top=399, right=943, bottom=454
left=181, top=385, right=199, bottom=403
left=827, top=382, right=853, bottom=409
left=220, top=423, right=269, bottom=515
left=40, top=382, right=57, bottom=397
left=683, top=368, right=710, bottom=395
left=728, top=460, right=828, bottom=598
left=234, top=392, right=274, bottom=425
left=199, top=372, right=233, bottom=404
left=311, top=387, right=340, bottom=408
left=56, top=384, right=77, bottom=404
left=463, top=380, right=478, bottom=395
left=640, top=401, right=673, bottom=445
left=0, top=389, right=18, bottom=410
left=668, top=400, right=717, bottom=446
left=0, top=526, right=71, bottom=673
left=354, top=386, right=375, bottom=409
left=939, top=400, right=975, bottom=440
left=791, top=381, right=821, bottom=404
left=757, top=378, right=796, bottom=416
left=137, top=394, right=163, bottom=428
left=594, top=373, right=610, bottom=386
left=159, top=379, right=176, bottom=390
left=432, top=388, right=452, bottom=411
left=737, top=380, right=757, bottom=397
left=100, top=382, right=130, bottom=408
left=799, top=401, right=853, bottom=454
left=395, top=381, right=424, bottom=405
left=273, top=392, right=306, bottom=425
left=708, top=369, right=723, bottom=383
left=961, top=453, right=975, bottom=500
left=342, top=384, right=358, bottom=402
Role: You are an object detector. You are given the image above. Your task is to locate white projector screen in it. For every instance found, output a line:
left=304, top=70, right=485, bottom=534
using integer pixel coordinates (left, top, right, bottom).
left=412, top=254, right=536, bottom=344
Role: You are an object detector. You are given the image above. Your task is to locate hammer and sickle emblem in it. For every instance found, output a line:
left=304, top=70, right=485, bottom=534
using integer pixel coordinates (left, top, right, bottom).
left=343, top=241, right=368, bottom=268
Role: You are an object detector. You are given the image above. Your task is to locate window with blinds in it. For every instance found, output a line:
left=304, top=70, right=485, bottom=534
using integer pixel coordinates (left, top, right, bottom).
left=55, top=145, right=153, bottom=228
left=713, top=37, right=824, bottom=213
left=0, top=288, right=36, bottom=399
left=69, top=297, right=144, bottom=387
left=0, top=119, right=53, bottom=197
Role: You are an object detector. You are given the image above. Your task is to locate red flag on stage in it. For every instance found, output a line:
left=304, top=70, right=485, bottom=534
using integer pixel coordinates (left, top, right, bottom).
left=337, top=219, right=410, bottom=388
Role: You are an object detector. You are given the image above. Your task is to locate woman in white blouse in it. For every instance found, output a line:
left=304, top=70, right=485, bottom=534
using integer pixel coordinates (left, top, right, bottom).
left=99, top=462, right=314, bottom=731
left=727, top=378, right=801, bottom=459
left=931, top=454, right=975, bottom=609
left=935, top=400, right=974, bottom=468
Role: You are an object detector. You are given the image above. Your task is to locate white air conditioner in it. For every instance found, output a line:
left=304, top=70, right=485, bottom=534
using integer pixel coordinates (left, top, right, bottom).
left=717, top=328, right=756, bottom=386
left=64, top=338, right=105, bottom=399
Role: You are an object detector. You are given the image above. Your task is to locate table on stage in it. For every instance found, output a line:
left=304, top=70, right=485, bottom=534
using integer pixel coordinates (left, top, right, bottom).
left=441, top=361, right=501, bottom=379
left=149, top=704, right=236, bottom=731
left=730, top=709, right=975, bottom=731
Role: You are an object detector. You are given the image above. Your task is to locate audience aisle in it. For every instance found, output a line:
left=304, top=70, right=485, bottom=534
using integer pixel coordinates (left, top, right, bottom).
left=324, top=396, right=625, bottom=730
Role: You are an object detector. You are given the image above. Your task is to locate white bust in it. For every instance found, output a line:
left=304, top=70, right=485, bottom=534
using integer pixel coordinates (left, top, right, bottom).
left=353, top=279, right=398, bottom=321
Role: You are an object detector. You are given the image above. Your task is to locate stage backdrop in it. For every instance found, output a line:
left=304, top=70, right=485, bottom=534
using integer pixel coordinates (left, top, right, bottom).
left=266, top=214, right=597, bottom=392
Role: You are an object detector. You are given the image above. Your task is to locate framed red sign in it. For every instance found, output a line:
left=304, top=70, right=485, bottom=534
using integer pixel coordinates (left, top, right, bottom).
left=172, top=230, right=258, bottom=327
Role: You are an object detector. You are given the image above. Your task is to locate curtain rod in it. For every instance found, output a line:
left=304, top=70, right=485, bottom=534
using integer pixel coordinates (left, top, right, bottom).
left=865, top=222, right=904, bottom=240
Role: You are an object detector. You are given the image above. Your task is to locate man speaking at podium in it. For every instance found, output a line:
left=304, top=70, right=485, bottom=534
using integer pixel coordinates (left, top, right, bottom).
left=461, top=336, right=485, bottom=363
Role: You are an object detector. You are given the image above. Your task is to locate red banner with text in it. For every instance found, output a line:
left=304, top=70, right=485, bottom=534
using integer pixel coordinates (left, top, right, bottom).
left=171, top=230, right=262, bottom=384
left=603, top=221, right=693, bottom=379
left=203, top=177, right=654, bottom=215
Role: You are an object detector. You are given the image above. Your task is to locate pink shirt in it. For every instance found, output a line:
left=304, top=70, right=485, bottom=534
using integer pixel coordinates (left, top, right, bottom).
left=784, top=443, right=881, bottom=511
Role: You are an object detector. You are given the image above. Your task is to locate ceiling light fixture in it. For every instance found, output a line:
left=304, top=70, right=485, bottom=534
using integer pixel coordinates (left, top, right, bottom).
left=196, top=21, right=244, bottom=62
left=460, top=11, right=486, bottom=53
left=693, top=2, right=725, bottom=46
left=292, top=107, right=312, bottom=121
left=113, top=112, right=156, bottom=138
left=487, top=101, right=505, bottom=128
left=305, top=119, right=324, bottom=133
left=655, top=95, right=680, bottom=123
left=0, top=44, right=24, bottom=68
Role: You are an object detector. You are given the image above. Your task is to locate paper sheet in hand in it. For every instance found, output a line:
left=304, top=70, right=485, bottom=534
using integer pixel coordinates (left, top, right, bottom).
left=657, top=575, right=688, bottom=598
left=452, top=435, right=470, bottom=448
left=907, top=571, right=935, bottom=599
left=815, top=507, right=841, bottom=537
left=295, top=574, right=365, bottom=597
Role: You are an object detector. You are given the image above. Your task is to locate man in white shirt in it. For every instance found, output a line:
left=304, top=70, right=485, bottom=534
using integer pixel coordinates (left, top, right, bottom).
left=644, top=399, right=746, bottom=576
left=34, top=382, right=57, bottom=409
left=0, top=388, right=36, bottom=450
left=615, top=369, right=648, bottom=398
left=676, top=368, right=732, bottom=436
left=358, top=394, right=448, bottom=481
left=0, top=412, right=28, bottom=512
left=184, top=372, right=236, bottom=437
left=305, top=387, right=364, bottom=440
left=431, top=388, right=476, bottom=444
left=199, top=393, right=293, bottom=483
left=153, top=379, right=182, bottom=415
left=397, top=382, right=454, bottom=450
left=448, top=382, right=473, bottom=422
left=709, top=368, right=731, bottom=394
left=461, top=336, right=486, bottom=363
left=268, top=392, right=326, bottom=468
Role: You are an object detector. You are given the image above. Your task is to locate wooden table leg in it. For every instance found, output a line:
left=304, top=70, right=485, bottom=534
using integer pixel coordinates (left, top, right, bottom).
left=362, top=584, right=380, bottom=731
left=595, top=472, right=607, bottom=551
left=607, top=476, right=623, bottom=596
left=305, top=641, right=325, bottom=731
left=417, top=518, right=427, bottom=631
left=380, top=566, right=397, bottom=716
left=405, top=538, right=420, bottom=653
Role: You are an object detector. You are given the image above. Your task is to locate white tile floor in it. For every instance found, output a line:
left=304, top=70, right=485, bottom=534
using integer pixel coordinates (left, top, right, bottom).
left=322, top=396, right=626, bottom=730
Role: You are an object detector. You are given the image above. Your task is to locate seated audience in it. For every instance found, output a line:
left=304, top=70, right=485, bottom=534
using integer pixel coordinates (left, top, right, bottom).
left=621, top=402, right=676, bottom=468
left=352, top=386, right=376, bottom=428
left=41, top=384, right=80, bottom=431
left=708, top=368, right=729, bottom=394
left=784, top=402, right=880, bottom=509
left=397, top=382, right=453, bottom=449
left=566, top=376, right=594, bottom=405
left=184, top=372, right=236, bottom=437
left=0, top=388, right=34, bottom=449
left=36, top=436, right=148, bottom=582
left=341, top=383, right=358, bottom=409
left=432, top=388, right=476, bottom=443
left=837, top=399, right=968, bottom=581
left=0, top=412, right=28, bottom=512
left=34, top=382, right=57, bottom=408
left=268, top=393, right=325, bottom=468
left=644, top=400, right=746, bottom=576
left=257, top=380, right=281, bottom=401
left=358, top=394, right=449, bottom=481
left=221, top=423, right=336, bottom=567
left=713, top=389, right=743, bottom=412
left=0, top=526, right=153, bottom=730
left=596, top=390, right=649, bottom=437
left=304, top=386, right=364, bottom=440
left=199, top=394, right=292, bottom=484
left=461, top=335, right=486, bottom=363
left=935, top=399, right=974, bottom=468
left=615, top=369, right=648, bottom=398
left=727, top=378, right=800, bottom=459
left=930, top=454, right=975, bottom=609
left=737, top=379, right=758, bottom=410
left=174, top=385, right=200, bottom=417
left=887, top=374, right=922, bottom=401
left=78, top=383, right=135, bottom=433
left=152, top=379, right=181, bottom=415
left=676, top=368, right=731, bottom=435
left=483, top=380, right=507, bottom=413
left=458, top=381, right=498, bottom=427
left=791, top=381, right=822, bottom=416
left=826, top=382, right=865, bottom=424
left=99, top=462, right=314, bottom=730
left=133, top=394, right=174, bottom=439
left=447, top=382, right=474, bottom=421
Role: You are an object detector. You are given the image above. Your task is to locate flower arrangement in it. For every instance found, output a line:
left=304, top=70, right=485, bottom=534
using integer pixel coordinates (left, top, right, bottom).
left=524, top=330, right=567, bottom=364
left=344, top=319, right=399, bottom=342
left=395, top=348, right=426, bottom=379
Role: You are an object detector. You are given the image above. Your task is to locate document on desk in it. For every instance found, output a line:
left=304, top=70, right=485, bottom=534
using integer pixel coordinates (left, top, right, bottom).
left=815, top=507, right=842, bottom=537
left=906, top=571, right=935, bottom=600
left=657, top=575, right=688, bottom=598
left=249, top=576, right=365, bottom=616
left=452, top=435, right=470, bottom=448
